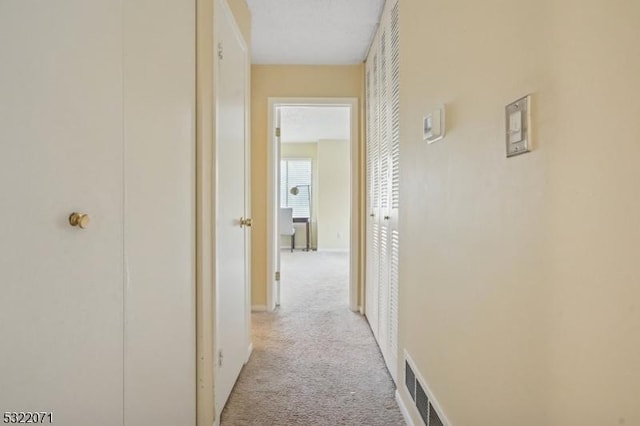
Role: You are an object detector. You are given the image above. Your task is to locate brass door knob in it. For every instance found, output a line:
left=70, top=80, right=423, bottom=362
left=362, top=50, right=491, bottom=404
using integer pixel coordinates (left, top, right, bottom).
left=240, top=217, right=252, bottom=228
left=69, top=212, right=90, bottom=229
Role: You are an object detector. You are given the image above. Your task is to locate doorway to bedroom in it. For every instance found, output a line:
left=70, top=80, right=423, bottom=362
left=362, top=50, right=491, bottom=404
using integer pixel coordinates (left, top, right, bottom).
left=279, top=105, right=351, bottom=306
left=267, top=98, right=360, bottom=311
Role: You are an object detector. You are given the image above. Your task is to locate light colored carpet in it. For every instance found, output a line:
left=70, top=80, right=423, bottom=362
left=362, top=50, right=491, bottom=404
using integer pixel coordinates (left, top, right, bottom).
left=220, top=250, right=405, bottom=426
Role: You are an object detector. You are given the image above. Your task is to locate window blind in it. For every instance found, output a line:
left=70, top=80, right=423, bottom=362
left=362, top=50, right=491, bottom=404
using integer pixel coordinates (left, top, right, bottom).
left=280, top=159, right=312, bottom=218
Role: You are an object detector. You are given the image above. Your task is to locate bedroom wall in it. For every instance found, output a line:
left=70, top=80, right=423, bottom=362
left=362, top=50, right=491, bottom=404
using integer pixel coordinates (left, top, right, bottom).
left=280, top=142, right=319, bottom=249
left=317, top=139, right=350, bottom=251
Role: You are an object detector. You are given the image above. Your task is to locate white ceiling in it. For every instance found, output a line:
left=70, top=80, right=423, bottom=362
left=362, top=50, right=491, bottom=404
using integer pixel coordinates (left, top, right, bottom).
left=280, top=106, right=350, bottom=143
left=245, top=0, right=385, bottom=65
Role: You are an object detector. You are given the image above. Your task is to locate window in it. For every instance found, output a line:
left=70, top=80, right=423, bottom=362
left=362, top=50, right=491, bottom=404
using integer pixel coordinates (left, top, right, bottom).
left=280, top=158, right=312, bottom=218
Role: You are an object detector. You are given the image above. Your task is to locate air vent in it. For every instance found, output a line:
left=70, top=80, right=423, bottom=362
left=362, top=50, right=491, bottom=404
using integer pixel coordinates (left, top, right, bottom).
left=405, top=361, right=416, bottom=401
left=429, top=402, right=444, bottom=426
left=404, top=350, right=450, bottom=426
left=416, top=380, right=429, bottom=425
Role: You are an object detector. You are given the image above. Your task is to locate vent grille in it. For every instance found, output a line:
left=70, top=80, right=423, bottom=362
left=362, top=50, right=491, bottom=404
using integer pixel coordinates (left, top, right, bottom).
left=405, top=352, right=448, bottom=426
left=405, top=361, right=416, bottom=401
left=416, top=380, right=429, bottom=425
left=429, top=402, right=444, bottom=426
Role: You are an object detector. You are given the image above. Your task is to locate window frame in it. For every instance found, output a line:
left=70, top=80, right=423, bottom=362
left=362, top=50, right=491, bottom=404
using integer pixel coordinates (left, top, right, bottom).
left=280, top=157, right=313, bottom=219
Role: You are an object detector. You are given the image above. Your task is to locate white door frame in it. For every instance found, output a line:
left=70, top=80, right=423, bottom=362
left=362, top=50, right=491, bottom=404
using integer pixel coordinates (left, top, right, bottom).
left=266, top=97, right=360, bottom=312
left=195, top=0, right=251, bottom=423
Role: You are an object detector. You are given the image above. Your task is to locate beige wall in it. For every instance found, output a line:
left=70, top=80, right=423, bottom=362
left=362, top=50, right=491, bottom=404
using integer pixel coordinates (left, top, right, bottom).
left=317, top=139, right=350, bottom=250
left=281, top=140, right=351, bottom=251
left=281, top=142, right=319, bottom=249
left=251, top=65, right=363, bottom=307
left=398, top=1, right=640, bottom=425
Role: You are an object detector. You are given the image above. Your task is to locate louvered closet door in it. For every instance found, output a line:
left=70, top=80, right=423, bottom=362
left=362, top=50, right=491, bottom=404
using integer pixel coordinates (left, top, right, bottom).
left=377, top=26, right=391, bottom=365
left=365, top=40, right=380, bottom=341
left=364, top=0, right=400, bottom=384
left=386, top=0, right=401, bottom=380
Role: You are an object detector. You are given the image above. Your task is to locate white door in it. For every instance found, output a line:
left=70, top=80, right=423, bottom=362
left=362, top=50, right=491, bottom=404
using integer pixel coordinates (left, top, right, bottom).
left=122, top=0, right=196, bottom=423
left=386, top=0, right=401, bottom=383
left=0, top=1, right=124, bottom=424
left=275, top=106, right=282, bottom=307
left=365, top=48, right=381, bottom=341
left=378, top=26, right=392, bottom=361
left=215, top=0, right=249, bottom=417
left=364, top=0, right=400, bottom=384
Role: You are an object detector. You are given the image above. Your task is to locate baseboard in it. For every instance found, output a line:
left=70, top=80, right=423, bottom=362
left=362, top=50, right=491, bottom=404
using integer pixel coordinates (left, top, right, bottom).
left=246, top=342, right=253, bottom=363
left=251, top=305, right=267, bottom=312
left=396, top=389, right=416, bottom=426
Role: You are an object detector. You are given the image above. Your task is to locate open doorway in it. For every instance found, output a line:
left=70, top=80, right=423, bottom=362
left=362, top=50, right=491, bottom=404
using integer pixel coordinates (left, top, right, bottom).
left=266, top=98, right=360, bottom=312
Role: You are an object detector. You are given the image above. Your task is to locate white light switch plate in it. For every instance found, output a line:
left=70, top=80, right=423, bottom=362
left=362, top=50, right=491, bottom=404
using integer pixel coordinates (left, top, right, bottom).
left=505, top=95, right=531, bottom=157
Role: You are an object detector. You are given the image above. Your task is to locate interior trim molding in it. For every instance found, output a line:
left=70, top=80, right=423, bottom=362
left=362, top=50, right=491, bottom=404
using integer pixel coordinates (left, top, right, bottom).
left=266, top=97, right=361, bottom=313
left=246, top=343, right=253, bottom=363
left=396, top=389, right=416, bottom=426
left=251, top=305, right=267, bottom=312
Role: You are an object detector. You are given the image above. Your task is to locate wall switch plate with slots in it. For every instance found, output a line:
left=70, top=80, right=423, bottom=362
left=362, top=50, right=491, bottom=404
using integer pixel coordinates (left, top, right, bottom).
left=505, top=95, right=531, bottom=157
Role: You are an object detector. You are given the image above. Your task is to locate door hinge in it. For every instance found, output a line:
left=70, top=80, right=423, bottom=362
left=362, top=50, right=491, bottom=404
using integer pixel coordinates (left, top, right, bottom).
left=275, top=271, right=281, bottom=281
left=218, top=349, right=224, bottom=367
left=275, top=127, right=281, bottom=138
left=217, top=43, right=223, bottom=60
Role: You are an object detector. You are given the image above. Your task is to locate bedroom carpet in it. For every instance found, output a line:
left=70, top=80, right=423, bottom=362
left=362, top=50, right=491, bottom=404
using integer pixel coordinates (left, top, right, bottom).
left=220, top=250, right=405, bottom=426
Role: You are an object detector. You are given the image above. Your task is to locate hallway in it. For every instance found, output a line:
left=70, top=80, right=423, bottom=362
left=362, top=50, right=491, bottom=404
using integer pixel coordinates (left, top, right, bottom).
left=221, top=251, right=404, bottom=425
